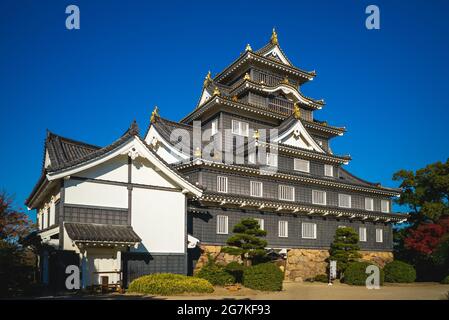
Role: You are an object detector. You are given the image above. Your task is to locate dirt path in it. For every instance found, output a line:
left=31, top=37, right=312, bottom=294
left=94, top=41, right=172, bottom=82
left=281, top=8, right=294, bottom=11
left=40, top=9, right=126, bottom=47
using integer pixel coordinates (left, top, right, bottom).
left=158, top=282, right=449, bottom=300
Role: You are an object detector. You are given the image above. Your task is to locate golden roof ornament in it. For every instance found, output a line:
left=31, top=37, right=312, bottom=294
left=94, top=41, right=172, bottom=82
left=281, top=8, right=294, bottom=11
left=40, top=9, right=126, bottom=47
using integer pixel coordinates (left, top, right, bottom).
left=203, top=70, right=212, bottom=87
left=253, top=129, right=260, bottom=140
left=293, top=103, right=301, bottom=119
left=150, top=106, right=160, bottom=124
left=244, top=72, right=251, bottom=80
left=245, top=43, right=252, bottom=52
left=282, top=76, right=289, bottom=84
left=271, top=28, right=278, bottom=45
left=232, top=95, right=238, bottom=102
left=194, top=147, right=202, bottom=158
left=213, top=86, right=221, bottom=96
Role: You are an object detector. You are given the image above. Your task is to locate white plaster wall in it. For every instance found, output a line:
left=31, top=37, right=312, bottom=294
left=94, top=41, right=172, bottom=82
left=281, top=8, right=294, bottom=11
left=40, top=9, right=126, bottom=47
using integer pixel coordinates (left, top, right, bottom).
left=49, top=202, right=55, bottom=226
left=88, top=249, right=120, bottom=285
left=76, top=155, right=128, bottom=183
left=132, top=157, right=176, bottom=188
left=64, top=179, right=128, bottom=208
left=131, top=187, right=185, bottom=253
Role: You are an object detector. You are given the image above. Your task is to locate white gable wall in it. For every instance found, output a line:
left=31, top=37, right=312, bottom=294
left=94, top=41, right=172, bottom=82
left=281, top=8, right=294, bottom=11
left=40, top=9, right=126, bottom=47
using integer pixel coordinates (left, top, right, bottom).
left=132, top=157, right=176, bottom=188
left=131, top=187, right=185, bottom=253
left=76, top=155, right=128, bottom=183
left=64, top=179, right=128, bottom=208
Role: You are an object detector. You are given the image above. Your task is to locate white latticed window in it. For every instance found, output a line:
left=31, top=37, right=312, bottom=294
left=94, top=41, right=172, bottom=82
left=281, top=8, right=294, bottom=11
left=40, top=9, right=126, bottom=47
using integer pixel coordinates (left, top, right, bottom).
left=217, top=176, right=228, bottom=193
left=248, top=152, right=256, bottom=164
left=381, top=200, right=390, bottom=213
left=294, top=159, right=310, bottom=173
left=254, top=218, right=264, bottom=230
left=266, top=153, right=278, bottom=167
left=365, top=198, right=374, bottom=211
left=231, top=119, right=249, bottom=136
left=324, top=164, right=333, bottom=177
left=376, top=228, right=383, bottom=243
left=338, top=194, right=351, bottom=208
left=312, top=190, right=326, bottom=205
left=211, top=118, right=218, bottom=136
left=359, top=227, right=367, bottom=242
left=250, top=181, right=263, bottom=197
left=279, top=185, right=295, bottom=201
left=217, top=215, right=228, bottom=234
left=278, top=220, right=288, bottom=237
left=302, top=222, right=317, bottom=239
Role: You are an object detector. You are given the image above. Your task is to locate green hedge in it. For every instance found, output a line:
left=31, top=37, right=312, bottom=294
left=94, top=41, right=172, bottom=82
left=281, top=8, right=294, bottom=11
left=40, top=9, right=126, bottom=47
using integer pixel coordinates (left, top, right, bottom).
left=441, top=275, right=449, bottom=284
left=128, top=273, right=213, bottom=295
left=384, top=261, right=416, bottom=283
left=242, top=263, right=284, bottom=291
left=196, top=263, right=235, bottom=286
left=343, top=262, right=384, bottom=286
left=224, top=262, right=246, bottom=283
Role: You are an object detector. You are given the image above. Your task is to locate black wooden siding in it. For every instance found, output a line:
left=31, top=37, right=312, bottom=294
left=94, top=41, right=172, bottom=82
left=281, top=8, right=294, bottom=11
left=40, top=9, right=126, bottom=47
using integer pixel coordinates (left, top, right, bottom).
left=188, top=208, right=393, bottom=251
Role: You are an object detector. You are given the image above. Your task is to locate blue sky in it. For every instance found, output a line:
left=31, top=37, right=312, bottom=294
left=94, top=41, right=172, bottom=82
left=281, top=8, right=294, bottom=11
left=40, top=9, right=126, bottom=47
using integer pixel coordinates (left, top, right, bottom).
left=1, top=0, right=448, bottom=219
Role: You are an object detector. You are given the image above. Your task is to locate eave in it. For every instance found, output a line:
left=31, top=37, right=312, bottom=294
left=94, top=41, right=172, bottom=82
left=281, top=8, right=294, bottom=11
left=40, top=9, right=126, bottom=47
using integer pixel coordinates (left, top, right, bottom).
left=214, top=51, right=315, bottom=85
left=193, top=192, right=407, bottom=223
left=175, top=160, right=399, bottom=197
left=230, top=80, right=324, bottom=111
left=181, top=95, right=287, bottom=124
left=302, top=119, right=346, bottom=137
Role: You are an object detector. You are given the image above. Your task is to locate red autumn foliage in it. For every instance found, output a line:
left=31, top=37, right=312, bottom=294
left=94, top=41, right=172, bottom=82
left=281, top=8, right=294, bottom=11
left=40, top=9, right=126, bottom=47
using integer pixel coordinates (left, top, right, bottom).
left=404, top=217, right=449, bottom=255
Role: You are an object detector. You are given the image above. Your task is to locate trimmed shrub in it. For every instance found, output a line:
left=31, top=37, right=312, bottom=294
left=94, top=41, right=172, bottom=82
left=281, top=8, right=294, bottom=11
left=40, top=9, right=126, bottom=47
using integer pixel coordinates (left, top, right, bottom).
left=196, top=263, right=235, bottom=286
left=313, top=274, right=329, bottom=283
left=242, top=262, right=284, bottom=291
left=128, top=273, right=213, bottom=295
left=343, top=262, right=384, bottom=286
left=384, top=261, right=416, bottom=283
left=224, top=262, right=246, bottom=283
left=441, top=275, right=449, bottom=284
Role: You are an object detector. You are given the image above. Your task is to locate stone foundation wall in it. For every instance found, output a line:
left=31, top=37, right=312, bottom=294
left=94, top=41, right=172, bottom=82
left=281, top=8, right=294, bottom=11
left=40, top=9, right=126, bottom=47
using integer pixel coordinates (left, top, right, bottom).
left=194, top=246, right=394, bottom=281
left=359, top=251, right=393, bottom=268
left=285, top=249, right=329, bottom=282
left=285, top=249, right=394, bottom=282
left=193, top=245, right=242, bottom=274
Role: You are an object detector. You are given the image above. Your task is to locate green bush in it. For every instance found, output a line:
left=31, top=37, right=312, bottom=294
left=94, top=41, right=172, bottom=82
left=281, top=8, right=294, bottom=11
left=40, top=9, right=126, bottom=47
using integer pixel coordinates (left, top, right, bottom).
left=242, top=262, right=284, bottom=291
left=196, top=263, right=235, bottom=286
left=384, top=261, right=416, bottom=283
left=441, top=275, right=449, bottom=284
left=128, top=273, right=214, bottom=295
left=224, top=262, right=246, bottom=283
left=343, top=262, right=384, bottom=286
left=313, top=274, right=329, bottom=283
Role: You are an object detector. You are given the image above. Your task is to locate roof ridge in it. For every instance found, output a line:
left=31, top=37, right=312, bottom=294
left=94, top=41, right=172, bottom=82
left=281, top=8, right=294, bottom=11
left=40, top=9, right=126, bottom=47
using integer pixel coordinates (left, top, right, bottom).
left=46, top=130, right=102, bottom=150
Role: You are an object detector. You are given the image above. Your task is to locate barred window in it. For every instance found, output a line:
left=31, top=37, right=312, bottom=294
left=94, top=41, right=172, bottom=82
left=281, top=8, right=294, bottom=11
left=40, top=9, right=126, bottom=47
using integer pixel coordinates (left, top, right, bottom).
left=254, top=218, right=264, bottom=230
left=250, top=181, right=263, bottom=197
left=338, top=194, right=351, bottom=208
left=302, top=222, right=317, bottom=239
left=217, top=215, right=228, bottom=234
left=381, top=200, right=390, bottom=213
left=365, top=198, right=374, bottom=211
left=312, top=190, right=326, bottom=205
left=231, top=119, right=249, bottom=136
left=376, top=228, right=383, bottom=243
left=278, top=220, right=288, bottom=237
left=266, top=153, right=278, bottom=167
left=294, top=159, right=310, bottom=173
left=359, top=227, right=367, bottom=242
left=217, top=176, right=228, bottom=193
left=279, top=185, right=295, bottom=201
left=324, top=164, right=334, bottom=177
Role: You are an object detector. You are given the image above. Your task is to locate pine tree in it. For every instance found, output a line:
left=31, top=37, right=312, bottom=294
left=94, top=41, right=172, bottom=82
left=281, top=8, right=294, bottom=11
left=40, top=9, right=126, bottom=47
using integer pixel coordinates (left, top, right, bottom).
left=328, top=227, right=361, bottom=276
left=222, top=218, right=267, bottom=266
